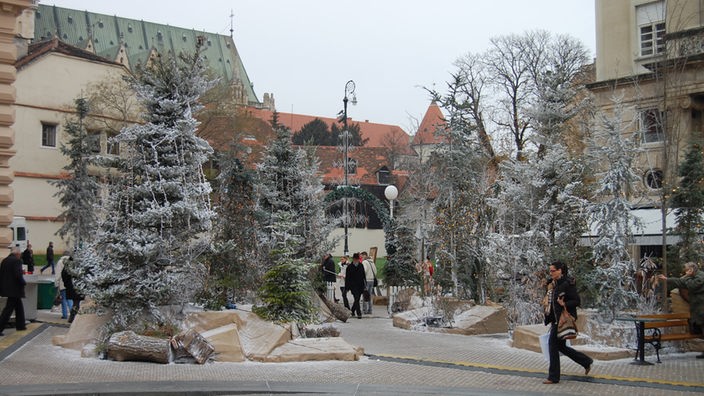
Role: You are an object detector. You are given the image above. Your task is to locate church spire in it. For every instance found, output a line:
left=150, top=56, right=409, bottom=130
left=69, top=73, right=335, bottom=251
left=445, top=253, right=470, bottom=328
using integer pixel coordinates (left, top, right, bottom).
left=230, top=9, right=234, bottom=38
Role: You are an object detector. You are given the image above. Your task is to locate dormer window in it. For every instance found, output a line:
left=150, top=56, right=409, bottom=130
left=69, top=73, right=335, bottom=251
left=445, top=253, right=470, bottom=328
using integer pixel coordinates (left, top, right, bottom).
left=347, top=158, right=357, bottom=175
left=377, top=166, right=391, bottom=185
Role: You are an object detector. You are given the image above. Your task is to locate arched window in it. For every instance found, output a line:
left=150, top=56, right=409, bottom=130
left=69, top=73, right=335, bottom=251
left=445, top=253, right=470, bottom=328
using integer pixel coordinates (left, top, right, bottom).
left=645, top=169, right=663, bottom=189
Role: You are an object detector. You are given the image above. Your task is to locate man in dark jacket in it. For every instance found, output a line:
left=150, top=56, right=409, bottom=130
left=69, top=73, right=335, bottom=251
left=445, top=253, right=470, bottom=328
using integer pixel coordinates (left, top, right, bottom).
left=657, top=262, right=704, bottom=358
left=0, top=247, right=27, bottom=334
left=21, top=242, right=34, bottom=273
left=322, top=253, right=337, bottom=301
left=62, top=257, right=84, bottom=323
left=345, top=253, right=366, bottom=319
left=40, top=241, right=54, bottom=274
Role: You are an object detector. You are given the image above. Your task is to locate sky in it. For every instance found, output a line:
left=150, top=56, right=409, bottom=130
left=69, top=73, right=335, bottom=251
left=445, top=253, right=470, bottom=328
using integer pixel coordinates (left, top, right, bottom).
left=45, top=0, right=596, bottom=134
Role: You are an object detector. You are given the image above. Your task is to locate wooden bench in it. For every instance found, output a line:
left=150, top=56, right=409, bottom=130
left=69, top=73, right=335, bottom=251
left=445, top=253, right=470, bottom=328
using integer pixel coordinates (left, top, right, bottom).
left=638, top=312, right=702, bottom=363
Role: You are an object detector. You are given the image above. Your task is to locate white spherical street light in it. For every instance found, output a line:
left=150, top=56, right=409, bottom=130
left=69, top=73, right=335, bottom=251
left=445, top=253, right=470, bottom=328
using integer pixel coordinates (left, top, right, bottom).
left=384, top=185, right=398, bottom=219
left=384, top=185, right=398, bottom=201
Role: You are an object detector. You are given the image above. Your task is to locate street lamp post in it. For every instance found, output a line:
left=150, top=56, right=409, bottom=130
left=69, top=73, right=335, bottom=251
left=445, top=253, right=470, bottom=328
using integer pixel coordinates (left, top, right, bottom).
left=384, top=184, right=397, bottom=316
left=342, top=80, right=356, bottom=256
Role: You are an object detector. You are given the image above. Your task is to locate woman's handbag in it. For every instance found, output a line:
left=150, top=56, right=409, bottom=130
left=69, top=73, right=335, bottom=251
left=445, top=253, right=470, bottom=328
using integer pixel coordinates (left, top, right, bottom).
left=362, top=289, right=371, bottom=301
left=557, top=309, right=578, bottom=340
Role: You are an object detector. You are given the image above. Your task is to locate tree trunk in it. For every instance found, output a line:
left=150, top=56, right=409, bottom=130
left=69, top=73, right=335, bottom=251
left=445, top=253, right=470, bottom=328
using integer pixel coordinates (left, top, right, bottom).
left=107, top=331, right=170, bottom=364
left=171, top=329, right=214, bottom=364
left=320, top=294, right=350, bottom=322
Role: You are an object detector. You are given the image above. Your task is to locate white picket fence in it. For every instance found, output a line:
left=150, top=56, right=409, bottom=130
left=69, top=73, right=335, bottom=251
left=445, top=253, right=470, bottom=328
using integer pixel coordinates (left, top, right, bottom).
left=326, top=282, right=336, bottom=302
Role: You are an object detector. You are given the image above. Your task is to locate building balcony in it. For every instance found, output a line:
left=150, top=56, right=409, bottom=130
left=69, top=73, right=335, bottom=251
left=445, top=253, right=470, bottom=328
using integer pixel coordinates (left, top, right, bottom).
left=666, top=26, right=704, bottom=59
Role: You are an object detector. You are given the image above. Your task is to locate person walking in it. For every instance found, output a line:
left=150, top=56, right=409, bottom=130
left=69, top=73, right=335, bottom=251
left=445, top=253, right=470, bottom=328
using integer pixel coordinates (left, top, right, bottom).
left=54, top=256, right=73, bottom=320
left=657, top=262, right=704, bottom=358
left=62, top=257, right=83, bottom=323
left=0, top=246, right=27, bottom=335
left=361, top=251, right=377, bottom=315
left=423, top=256, right=434, bottom=294
left=543, top=260, right=592, bottom=384
left=345, top=253, right=366, bottom=319
left=41, top=241, right=55, bottom=274
left=322, top=253, right=337, bottom=301
left=21, top=242, right=34, bottom=274
left=337, top=255, right=350, bottom=309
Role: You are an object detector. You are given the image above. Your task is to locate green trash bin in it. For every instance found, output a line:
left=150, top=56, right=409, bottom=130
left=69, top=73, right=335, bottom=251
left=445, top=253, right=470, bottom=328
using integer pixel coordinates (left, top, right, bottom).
left=37, top=282, right=56, bottom=309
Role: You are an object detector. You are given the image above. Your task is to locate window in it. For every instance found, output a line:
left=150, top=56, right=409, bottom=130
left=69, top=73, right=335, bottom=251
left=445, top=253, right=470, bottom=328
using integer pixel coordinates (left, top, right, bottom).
left=637, top=1, right=666, bottom=57
left=107, top=134, right=120, bottom=155
left=347, top=158, right=357, bottom=175
left=87, top=131, right=101, bottom=154
left=644, top=169, right=663, bottom=189
left=41, top=123, right=57, bottom=147
left=377, top=167, right=390, bottom=185
left=640, top=108, right=665, bottom=143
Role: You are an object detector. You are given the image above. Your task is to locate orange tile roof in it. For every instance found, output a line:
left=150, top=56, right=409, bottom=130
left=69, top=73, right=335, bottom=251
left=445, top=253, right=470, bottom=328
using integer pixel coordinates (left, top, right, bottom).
left=246, top=107, right=412, bottom=150
left=413, top=100, right=447, bottom=145
left=200, top=119, right=405, bottom=189
left=315, top=146, right=388, bottom=185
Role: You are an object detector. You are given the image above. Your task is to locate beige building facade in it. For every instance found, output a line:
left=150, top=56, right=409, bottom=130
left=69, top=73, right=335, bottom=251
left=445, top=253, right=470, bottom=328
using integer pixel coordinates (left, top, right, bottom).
left=11, top=39, right=130, bottom=253
left=0, top=0, right=35, bottom=253
left=589, top=0, right=704, bottom=257
left=591, top=0, right=704, bottom=201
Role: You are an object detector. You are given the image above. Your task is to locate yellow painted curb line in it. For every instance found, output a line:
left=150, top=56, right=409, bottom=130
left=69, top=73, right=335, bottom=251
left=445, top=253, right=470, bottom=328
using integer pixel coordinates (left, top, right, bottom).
left=372, top=353, right=704, bottom=388
left=0, top=322, right=42, bottom=350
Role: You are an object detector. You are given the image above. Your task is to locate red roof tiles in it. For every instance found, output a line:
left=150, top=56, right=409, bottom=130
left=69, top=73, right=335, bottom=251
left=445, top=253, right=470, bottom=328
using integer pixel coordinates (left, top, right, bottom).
left=245, top=107, right=411, bottom=149
left=412, top=100, right=447, bottom=146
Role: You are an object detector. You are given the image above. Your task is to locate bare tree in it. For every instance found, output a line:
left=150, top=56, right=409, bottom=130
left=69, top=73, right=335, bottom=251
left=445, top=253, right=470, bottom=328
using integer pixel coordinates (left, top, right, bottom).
left=84, top=75, right=142, bottom=135
left=380, top=127, right=407, bottom=170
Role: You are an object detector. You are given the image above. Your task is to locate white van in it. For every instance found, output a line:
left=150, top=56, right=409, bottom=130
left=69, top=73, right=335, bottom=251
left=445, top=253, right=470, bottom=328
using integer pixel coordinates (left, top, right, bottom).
left=10, top=216, right=28, bottom=251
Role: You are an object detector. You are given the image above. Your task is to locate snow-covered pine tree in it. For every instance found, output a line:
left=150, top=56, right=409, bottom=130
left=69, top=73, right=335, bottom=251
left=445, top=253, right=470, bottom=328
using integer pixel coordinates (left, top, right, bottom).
left=670, top=143, right=704, bottom=264
left=74, top=40, right=215, bottom=332
left=255, top=122, right=335, bottom=262
left=252, top=118, right=333, bottom=322
left=586, top=95, right=642, bottom=320
left=252, top=210, right=317, bottom=323
left=383, top=218, right=421, bottom=287
left=428, top=79, right=497, bottom=301
left=50, top=98, right=100, bottom=250
left=203, top=142, right=260, bottom=308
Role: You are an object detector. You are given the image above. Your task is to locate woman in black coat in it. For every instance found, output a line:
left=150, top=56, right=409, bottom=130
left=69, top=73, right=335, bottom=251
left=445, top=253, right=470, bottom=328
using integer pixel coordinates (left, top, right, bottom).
left=543, top=260, right=593, bottom=384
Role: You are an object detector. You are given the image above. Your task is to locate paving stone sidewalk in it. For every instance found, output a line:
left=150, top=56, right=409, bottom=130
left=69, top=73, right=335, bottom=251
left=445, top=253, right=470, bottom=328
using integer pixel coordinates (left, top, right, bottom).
left=0, top=310, right=702, bottom=395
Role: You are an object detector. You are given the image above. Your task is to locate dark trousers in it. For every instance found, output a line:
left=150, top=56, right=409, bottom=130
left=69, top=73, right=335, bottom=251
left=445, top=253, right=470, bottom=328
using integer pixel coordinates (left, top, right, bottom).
left=41, top=258, right=55, bottom=274
left=547, top=323, right=591, bottom=382
left=350, top=291, right=362, bottom=317
left=0, top=297, right=26, bottom=331
left=68, top=299, right=81, bottom=323
left=340, top=287, right=350, bottom=309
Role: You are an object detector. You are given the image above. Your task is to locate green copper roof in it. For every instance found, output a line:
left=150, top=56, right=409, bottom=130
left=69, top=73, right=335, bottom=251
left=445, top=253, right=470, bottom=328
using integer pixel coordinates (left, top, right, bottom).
left=34, top=4, right=260, bottom=105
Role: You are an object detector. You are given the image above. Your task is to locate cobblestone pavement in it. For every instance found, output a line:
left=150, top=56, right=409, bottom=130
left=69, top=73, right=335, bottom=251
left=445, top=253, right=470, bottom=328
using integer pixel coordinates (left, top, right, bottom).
left=0, top=310, right=702, bottom=395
